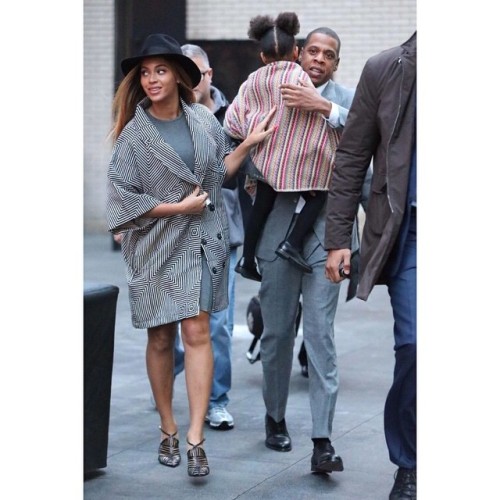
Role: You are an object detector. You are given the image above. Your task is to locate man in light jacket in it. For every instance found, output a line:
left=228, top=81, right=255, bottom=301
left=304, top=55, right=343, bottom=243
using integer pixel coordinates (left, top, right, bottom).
left=255, top=26, right=355, bottom=475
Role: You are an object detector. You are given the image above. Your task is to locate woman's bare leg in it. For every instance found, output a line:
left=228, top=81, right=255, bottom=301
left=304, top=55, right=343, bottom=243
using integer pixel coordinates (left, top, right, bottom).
left=181, top=312, right=213, bottom=447
left=146, top=323, right=178, bottom=439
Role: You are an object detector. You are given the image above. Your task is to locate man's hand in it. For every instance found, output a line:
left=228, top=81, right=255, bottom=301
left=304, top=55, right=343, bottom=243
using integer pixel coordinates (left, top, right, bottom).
left=325, top=248, right=351, bottom=283
left=280, top=79, right=331, bottom=116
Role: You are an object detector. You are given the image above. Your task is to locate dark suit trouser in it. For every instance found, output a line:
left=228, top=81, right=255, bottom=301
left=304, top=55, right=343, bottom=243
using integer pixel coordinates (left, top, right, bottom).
left=385, top=209, right=417, bottom=469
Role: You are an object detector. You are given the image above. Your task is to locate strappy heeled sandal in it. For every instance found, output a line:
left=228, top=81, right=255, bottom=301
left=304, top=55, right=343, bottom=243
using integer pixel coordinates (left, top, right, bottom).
left=158, top=427, right=181, bottom=467
left=186, top=438, right=210, bottom=477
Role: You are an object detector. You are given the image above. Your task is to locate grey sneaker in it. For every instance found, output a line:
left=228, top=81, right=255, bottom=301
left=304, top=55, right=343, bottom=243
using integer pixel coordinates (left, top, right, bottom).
left=205, top=406, right=234, bottom=430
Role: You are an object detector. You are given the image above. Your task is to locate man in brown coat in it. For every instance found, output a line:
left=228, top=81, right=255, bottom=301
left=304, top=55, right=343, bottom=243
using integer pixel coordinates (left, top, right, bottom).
left=325, top=32, right=416, bottom=500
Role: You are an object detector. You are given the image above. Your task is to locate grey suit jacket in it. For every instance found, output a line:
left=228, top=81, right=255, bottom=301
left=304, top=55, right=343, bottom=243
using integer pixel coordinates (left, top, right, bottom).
left=324, top=80, right=355, bottom=127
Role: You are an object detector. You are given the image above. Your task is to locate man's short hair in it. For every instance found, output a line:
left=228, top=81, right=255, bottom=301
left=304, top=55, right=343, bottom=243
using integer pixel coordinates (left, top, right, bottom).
left=181, top=43, right=210, bottom=66
left=304, top=27, right=341, bottom=54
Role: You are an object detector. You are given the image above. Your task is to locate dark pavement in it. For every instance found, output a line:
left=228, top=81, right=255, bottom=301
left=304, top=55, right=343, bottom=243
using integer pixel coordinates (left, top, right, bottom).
left=84, top=232, right=397, bottom=499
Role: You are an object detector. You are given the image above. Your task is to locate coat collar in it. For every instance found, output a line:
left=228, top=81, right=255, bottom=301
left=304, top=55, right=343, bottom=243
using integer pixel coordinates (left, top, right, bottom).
left=133, top=98, right=211, bottom=187
left=399, top=32, right=417, bottom=129
left=402, top=31, right=417, bottom=57
left=321, top=79, right=342, bottom=100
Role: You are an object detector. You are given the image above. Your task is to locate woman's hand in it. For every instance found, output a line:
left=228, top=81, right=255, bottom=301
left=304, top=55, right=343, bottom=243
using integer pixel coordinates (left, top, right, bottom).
left=113, top=233, right=123, bottom=245
left=178, top=186, right=209, bottom=214
left=224, top=106, right=277, bottom=178
left=143, top=187, right=209, bottom=218
left=245, top=105, right=278, bottom=147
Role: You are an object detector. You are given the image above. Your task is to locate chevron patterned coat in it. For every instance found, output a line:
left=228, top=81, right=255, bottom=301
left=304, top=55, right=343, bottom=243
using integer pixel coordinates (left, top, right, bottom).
left=107, top=99, right=232, bottom=329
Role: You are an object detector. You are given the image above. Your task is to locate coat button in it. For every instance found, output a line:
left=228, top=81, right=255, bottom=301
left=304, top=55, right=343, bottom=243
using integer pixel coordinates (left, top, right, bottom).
left=212, top=267, right=217, bottom=274
left=217, top=233, right=222, bottom=239
left=222, top=261, right=226, bottom=268
left=201, top=238, right=207, bottom=245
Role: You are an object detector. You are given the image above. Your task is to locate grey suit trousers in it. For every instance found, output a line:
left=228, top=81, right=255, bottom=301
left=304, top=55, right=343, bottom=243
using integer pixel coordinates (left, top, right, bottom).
left=256, top=192, right=341, bottom=438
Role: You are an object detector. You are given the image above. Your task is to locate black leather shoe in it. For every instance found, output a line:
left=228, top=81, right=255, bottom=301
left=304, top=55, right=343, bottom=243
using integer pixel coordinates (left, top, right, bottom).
left=310, top=441, right=344, bottom=473
left=275, top=241, right=312, bottom=273
left=389, top=468, right=416, bottom=500
left=265, top=414, right=292, bottom=452
left=298, top=341, right=308, bottom=378
left=234, top=257, right=262, bottom=282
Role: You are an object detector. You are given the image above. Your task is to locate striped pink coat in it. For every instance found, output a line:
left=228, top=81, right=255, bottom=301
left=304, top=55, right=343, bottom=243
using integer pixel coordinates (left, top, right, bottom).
left=224, top=60, right=340, bottom=192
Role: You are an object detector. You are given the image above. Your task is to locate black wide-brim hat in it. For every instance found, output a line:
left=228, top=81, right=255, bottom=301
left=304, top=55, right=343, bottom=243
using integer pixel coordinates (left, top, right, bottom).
left=120, top=33, right=201, bottom=88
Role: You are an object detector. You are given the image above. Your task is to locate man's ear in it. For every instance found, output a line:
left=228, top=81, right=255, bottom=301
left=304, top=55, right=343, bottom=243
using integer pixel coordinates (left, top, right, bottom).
left=297, top=47, right=304, bottom=63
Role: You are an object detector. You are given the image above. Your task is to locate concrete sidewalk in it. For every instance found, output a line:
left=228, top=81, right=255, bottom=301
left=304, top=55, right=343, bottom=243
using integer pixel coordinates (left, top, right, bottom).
left=84, top=232, right=397, bottom=499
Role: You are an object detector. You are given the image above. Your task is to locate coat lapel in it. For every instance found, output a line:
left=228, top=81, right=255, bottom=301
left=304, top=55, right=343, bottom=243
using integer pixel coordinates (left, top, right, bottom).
left=182, top=101, right=213, bottom=186
left=134, top=100, right=201, bottom=186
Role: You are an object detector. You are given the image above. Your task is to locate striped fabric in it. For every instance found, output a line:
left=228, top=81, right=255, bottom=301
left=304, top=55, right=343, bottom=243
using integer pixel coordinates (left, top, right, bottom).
left=107, top=99, right=232, bottom=329
left=224, top=61, right=340, bottom=192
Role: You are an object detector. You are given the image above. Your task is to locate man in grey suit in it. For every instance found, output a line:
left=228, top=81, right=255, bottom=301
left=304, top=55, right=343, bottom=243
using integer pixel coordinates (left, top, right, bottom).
left=255, top=27, right=354, bottom=474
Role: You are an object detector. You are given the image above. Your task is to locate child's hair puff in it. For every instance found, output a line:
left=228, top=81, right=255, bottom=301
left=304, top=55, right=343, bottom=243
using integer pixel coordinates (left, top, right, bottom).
left=248, top=12, right=300, bottom=60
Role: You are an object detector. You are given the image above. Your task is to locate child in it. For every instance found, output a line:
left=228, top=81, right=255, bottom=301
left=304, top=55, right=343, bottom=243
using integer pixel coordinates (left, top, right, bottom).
left=224, top=12, right=340, bottom=281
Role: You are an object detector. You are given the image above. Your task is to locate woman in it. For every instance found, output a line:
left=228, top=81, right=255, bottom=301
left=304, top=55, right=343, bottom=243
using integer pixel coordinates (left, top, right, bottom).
left=107, top=33, right=275, bottom=477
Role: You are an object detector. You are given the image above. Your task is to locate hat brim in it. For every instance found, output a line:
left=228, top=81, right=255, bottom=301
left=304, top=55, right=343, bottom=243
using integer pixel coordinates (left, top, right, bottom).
left=121, top=53, right=201, bottom=88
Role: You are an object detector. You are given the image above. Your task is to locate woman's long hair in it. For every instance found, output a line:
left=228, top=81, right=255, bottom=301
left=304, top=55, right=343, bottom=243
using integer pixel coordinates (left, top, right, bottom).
left=109, top=58, right=196, bottom=142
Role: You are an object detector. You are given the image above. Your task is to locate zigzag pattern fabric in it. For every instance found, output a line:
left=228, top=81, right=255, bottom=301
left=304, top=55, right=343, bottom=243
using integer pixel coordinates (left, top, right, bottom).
left=107, top=99, right=231, bottom=329
left=224, top=61, right=340, bottom=192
